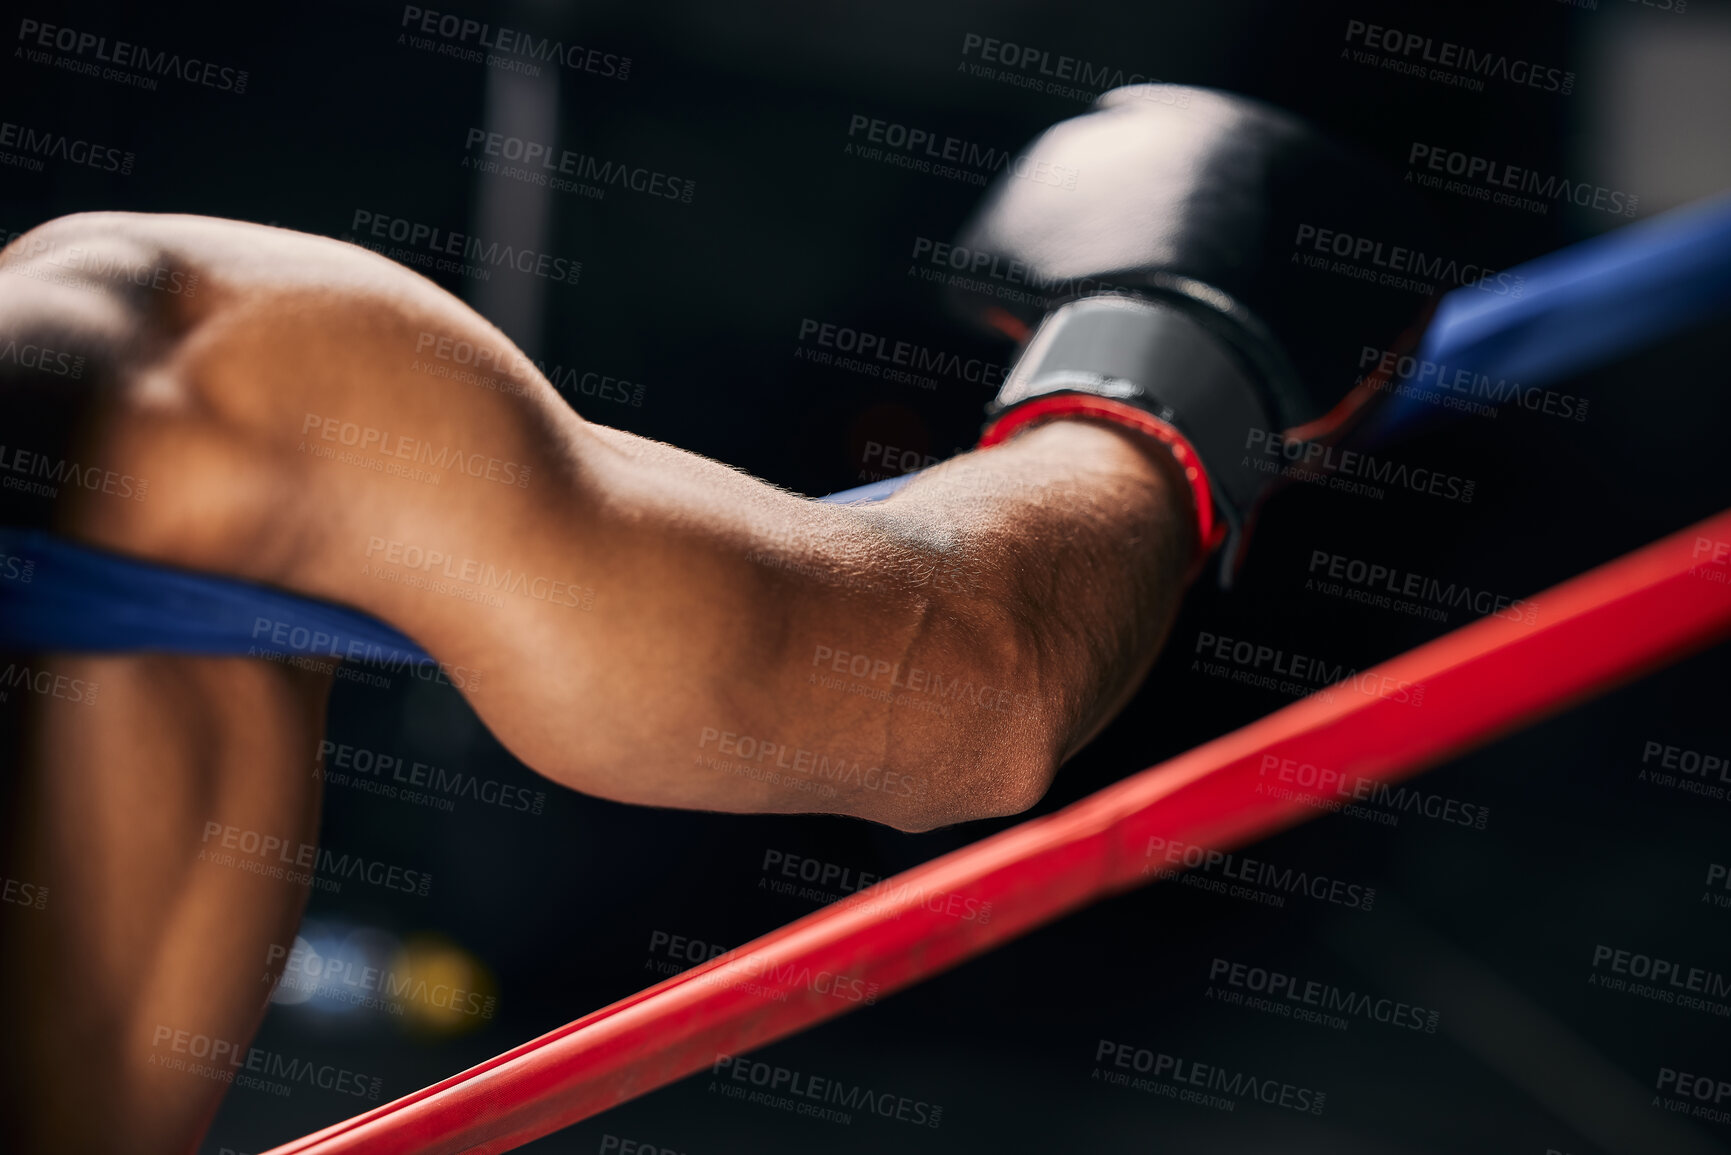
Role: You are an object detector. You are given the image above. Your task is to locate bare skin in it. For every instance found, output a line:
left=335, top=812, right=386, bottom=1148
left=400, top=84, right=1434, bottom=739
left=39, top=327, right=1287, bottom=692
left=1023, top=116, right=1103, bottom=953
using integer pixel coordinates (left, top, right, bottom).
left=0, top=211, right=1197, bottom=1152
left=0, top=655, right=331, bottom=1154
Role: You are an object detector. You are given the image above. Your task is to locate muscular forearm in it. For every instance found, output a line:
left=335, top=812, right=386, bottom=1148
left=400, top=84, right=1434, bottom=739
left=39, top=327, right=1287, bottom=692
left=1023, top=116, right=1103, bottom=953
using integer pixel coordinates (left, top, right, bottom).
left=446, top=416, right=1197, bottom=831
left=6, top=212, right=1197, bottom=832
left=844, top=420, right=1196, bottom=767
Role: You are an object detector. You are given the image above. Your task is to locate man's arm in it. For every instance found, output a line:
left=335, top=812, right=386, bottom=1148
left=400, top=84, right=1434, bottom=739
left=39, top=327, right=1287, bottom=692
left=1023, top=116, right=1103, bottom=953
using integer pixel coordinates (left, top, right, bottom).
left=544, top=416, right=1197, bottom=830
left=2, top=212, right=1196, bottom=832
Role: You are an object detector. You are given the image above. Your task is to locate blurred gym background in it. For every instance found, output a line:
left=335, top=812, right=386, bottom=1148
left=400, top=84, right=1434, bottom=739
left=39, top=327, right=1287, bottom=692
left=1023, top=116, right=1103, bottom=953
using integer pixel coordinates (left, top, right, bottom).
left=3, top=1, right=1730, bottom=1151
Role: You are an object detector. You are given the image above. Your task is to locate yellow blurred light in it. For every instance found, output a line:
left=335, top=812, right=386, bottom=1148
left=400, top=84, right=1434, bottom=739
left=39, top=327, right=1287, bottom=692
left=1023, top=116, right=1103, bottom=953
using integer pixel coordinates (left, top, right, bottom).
left=388, top=934, right=499, bottom=1036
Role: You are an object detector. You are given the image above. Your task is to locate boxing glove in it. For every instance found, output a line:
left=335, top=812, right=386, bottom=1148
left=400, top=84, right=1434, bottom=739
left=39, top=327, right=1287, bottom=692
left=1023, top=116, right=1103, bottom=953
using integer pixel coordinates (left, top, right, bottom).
left=954, top=85, right=1437, bottom=584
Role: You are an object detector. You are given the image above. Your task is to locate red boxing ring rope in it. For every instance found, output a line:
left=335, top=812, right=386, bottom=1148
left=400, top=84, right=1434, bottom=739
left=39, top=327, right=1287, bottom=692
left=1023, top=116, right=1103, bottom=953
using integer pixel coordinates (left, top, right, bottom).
left=266, top=510, right=1731, bottom=1155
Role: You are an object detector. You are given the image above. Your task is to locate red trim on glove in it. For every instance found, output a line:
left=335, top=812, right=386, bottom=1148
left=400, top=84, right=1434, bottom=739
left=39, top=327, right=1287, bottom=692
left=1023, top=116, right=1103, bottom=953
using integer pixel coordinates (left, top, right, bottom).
left=980, top=395, right=1226, bottom=566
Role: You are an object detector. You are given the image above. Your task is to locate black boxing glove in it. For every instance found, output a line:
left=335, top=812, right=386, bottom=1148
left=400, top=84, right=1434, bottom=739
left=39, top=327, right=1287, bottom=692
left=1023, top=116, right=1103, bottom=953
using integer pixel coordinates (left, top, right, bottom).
left=958, top=85, right=1436, bottom=584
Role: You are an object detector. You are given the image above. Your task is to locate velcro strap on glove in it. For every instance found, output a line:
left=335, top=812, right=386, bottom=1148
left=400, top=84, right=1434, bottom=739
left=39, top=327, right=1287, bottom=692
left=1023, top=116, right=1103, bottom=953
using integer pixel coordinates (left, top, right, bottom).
left=979, top=294, right=1276, bottom=586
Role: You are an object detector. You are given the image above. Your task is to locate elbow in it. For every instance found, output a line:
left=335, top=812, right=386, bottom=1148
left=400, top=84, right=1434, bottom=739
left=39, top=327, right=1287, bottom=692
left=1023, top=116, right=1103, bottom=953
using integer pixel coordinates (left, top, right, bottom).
left=883, top=751, right=1056, bottom=834
left=950, top=758, right=1056, bottom=828
left=893, top=768, right=1052, bottom=831
left=882, top=589, right=1066, bottom=834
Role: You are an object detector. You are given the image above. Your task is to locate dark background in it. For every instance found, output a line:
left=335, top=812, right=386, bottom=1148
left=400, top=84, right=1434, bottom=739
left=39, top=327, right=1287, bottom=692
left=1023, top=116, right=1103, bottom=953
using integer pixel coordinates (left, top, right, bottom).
left=4, top=1, right=1730, bottom=1152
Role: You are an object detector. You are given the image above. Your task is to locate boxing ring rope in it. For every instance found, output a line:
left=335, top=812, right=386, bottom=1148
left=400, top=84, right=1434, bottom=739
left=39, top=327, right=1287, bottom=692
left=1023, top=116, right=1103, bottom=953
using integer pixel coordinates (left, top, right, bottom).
left=267, top=509, right=1731, bottom=1155
left=264, top=196, right=1731, bottom=1155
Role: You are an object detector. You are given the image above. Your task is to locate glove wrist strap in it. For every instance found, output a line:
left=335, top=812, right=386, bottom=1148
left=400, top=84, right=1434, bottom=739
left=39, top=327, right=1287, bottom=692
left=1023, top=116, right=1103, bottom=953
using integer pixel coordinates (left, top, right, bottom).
left=980, top=294, right=1276, bottom=586
left=980, top=395, right=1224, bottom=581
